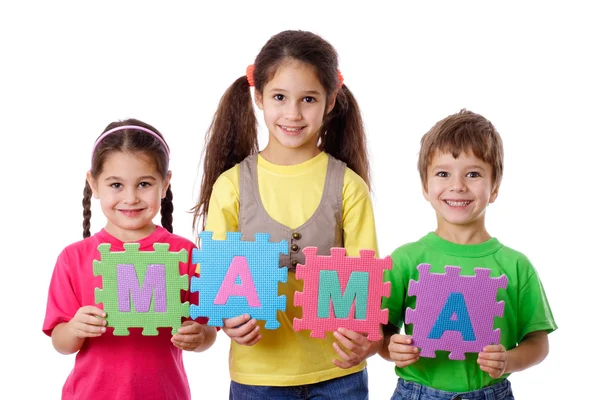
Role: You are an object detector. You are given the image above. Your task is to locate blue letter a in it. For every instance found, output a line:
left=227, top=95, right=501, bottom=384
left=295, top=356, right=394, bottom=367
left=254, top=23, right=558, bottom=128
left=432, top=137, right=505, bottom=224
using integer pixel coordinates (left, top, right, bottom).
left=428, top=292, right=476, bottom=341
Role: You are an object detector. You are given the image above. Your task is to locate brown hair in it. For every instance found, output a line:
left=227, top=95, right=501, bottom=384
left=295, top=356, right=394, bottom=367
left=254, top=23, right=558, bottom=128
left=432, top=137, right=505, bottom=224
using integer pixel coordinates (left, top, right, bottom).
left=192, top=30, right=370, bottom=231
left=82, top=118, right=173, bottom=238
left=418, top=109, right=504, bottom=189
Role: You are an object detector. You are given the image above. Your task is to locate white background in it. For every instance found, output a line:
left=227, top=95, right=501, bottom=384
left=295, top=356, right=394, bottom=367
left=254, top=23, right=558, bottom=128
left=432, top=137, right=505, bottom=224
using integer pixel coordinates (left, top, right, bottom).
left=1, top=1, right=598, bottom=398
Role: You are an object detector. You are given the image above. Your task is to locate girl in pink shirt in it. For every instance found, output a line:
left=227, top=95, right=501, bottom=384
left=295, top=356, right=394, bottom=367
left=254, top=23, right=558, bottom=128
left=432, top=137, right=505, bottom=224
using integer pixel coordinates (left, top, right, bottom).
left=43, top=119, right=216, bottom=400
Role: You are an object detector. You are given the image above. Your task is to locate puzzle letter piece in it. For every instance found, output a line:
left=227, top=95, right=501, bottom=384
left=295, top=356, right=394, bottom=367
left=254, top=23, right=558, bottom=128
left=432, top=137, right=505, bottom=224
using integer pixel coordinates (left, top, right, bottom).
left=117, top=264, right=167, bottom=312
left=294, top=247, right=392, bottom=341
left=214, top=256, right=261, bottom=307
left=405, top=264, right=507, bottom=360
left=317, top=270, right=369, bottom=320
left=94, top=243, right=190, bottom=336
left=191, top=232, right=288, bottom=329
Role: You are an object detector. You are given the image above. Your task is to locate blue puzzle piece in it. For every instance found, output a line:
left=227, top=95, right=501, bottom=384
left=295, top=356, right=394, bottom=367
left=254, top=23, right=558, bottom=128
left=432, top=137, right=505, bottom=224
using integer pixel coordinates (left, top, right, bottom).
left=191, top=232, right=288, bottom=329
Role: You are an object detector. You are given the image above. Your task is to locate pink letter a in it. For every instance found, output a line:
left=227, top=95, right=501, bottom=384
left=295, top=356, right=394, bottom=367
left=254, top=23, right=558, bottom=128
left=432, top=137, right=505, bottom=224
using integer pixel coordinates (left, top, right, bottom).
left=214, top=256, right=261, bottom=307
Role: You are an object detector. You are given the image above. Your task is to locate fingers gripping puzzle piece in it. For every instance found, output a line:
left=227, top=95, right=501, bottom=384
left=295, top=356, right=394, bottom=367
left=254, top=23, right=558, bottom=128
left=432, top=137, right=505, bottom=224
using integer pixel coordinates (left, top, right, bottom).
left=293, top=247, right=392, bottom=341
left=190, top=232, right=288, bottom=329
left=405, top=264, right=508, bottom=360
left=93, top=243, right=190, bottom=336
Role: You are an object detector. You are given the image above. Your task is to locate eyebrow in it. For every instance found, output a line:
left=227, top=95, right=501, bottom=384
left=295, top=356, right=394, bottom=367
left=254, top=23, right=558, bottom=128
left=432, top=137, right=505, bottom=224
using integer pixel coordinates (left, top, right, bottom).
left=269, top=88, right=323, bottom=95
left=104, top=175, right=158, bottom=181
left=431, top=164, right=486, bottom=171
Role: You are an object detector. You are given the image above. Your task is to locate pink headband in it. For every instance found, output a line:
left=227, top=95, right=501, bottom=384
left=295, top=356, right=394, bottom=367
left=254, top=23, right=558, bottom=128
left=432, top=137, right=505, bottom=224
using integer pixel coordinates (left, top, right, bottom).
left=246, top=64, right=344, bottom=88
left=91, top=125, right=170, bottom=162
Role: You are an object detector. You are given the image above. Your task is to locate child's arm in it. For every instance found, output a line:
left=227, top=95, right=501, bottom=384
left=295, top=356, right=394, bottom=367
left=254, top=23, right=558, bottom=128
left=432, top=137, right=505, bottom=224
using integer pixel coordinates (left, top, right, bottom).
left=51, top=306, right=107, bottom=355
left=379, top=324, right=420, bottom=368
left=378, top=324, right=395, bottom=361
left=201, top=172, right=262, bottom=346
left=331, top=327, right=384, bottom=369
left=171, top=321, right=218, bottom=352
left=222, top=314, right=262, bottom=346
left=329, top=170, right=381, bottom=368
left=478, top=330, right=549, bottom=378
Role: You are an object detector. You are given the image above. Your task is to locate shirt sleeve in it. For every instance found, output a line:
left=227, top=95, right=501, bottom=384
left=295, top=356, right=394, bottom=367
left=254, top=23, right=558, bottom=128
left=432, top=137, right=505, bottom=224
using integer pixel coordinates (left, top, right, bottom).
left=42, top=250, right=80, bottom=336
left=341, top=169, right=379, bottom=257
left=382, top=247, right=409, bottom=328
left=205, top=169, right=240, bottom=239
left=517, top=256, right=558, bottom=340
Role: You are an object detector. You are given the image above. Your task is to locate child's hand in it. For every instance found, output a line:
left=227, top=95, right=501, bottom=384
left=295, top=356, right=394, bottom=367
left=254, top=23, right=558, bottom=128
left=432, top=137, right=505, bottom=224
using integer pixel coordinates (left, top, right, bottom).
left=171, top=321, right=207, bottom=351
left=332, top=328, right=383, bottom=369
left=388, top=334, right=419, bottom=368
left=68, top=306, right=107, bottom=338
left=222, top=314, right=261, bottom=346
left=478, top=344, right=508, bottom=378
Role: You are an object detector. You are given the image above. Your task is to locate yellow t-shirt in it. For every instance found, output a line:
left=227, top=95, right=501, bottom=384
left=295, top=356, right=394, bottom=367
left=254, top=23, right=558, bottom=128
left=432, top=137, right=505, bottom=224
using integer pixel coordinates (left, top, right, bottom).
left=205, top=151, right=379, bottom=386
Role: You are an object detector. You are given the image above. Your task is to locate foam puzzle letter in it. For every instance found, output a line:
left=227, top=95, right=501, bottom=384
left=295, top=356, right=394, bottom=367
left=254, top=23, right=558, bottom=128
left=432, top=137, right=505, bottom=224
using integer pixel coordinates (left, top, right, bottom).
left=93, top=243, right=190, bottom=336
left=294, top=247, right=392, bottom=341
left=117, top=264, right=167, bottom=312
left=405, top=264, right=508, bottom=359
left=318, top=270, right=368, bottom=319
left=214, top=256, right=261, bottom=307
left=427, top=292, right=475, bottom=341
left=191, top=232, right=288, bottom=329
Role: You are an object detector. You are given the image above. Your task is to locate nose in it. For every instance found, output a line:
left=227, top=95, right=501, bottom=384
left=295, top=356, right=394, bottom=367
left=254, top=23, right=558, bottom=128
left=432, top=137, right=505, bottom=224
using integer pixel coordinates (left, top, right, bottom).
left=284, top=102, right=302, bottom=121
left=123, top=187, right=139, bottom=204
left=449, top=175, right=467, bottom=192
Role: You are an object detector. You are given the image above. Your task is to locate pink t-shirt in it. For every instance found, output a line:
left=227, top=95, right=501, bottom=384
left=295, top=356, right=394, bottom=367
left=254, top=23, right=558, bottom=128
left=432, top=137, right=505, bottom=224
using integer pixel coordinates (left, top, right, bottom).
left=43, top=227, right=200, bottom=400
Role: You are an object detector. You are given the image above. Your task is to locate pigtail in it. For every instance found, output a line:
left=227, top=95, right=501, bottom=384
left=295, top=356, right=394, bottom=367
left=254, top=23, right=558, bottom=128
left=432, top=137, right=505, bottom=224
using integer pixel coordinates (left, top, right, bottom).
left=320, top=84, right=371, bottom=190
left=192, top=76, right=259, bottom=231
left=82, top=181, right=93, bottom=238
left=161, top=185, right=174, bottom=233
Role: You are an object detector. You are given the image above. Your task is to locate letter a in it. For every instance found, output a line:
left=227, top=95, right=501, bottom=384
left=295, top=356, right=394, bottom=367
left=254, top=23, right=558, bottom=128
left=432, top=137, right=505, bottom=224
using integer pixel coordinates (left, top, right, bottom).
left=428, top=292, right=476, bottom=341
left=214, top=256, right=261, bottom=307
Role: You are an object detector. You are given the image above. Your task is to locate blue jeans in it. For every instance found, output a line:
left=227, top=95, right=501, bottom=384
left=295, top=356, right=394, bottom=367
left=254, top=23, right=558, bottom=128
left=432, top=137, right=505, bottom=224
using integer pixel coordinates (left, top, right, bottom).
left=391, top=378, right=514, bottom=400
left=229, top=370, right=369, bottom=399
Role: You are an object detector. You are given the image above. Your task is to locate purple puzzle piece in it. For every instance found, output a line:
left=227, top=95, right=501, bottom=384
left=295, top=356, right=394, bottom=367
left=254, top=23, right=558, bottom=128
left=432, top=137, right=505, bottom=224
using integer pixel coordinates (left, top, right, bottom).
left=405, top=264, right=508, bottom=360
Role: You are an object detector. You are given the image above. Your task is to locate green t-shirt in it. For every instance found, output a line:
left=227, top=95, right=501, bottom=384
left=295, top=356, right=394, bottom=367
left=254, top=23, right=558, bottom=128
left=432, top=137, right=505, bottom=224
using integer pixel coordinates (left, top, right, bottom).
left=383, top=232, right=557, bottom=392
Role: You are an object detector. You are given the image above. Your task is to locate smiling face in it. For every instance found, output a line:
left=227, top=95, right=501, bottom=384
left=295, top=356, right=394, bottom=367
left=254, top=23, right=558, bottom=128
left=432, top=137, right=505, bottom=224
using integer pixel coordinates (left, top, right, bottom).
left=423, top=150, right=499, bottom=236
left=87, top=150, right=171, bottom=242
left=255, top=60, right=336, bottom=163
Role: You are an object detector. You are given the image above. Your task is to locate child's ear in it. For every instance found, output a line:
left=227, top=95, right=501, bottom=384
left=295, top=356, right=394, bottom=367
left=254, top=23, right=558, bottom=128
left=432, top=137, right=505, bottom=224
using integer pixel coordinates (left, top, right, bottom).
left=326, top=91, right=338, bottom=115
left=254, top=91, right=264, bottom=111
left=489, top=184, right=500, bottom=204
left=86, top=171, right=99, bottom=199
left=421, top=184, right=429, bottom=201
left=162, top=171, right=172, bottom=198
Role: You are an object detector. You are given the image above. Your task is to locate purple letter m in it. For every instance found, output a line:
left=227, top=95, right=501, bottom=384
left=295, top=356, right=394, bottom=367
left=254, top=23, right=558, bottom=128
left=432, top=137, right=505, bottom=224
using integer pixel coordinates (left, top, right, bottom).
left=117, top=264, right=167, bottom=312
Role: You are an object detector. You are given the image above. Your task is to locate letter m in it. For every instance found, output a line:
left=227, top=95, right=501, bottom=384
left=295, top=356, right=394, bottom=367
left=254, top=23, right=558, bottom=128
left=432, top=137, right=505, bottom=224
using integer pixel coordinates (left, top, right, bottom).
left=317, top=270, right=369, bottom=319
left=117, top=264, right=167, bottom=312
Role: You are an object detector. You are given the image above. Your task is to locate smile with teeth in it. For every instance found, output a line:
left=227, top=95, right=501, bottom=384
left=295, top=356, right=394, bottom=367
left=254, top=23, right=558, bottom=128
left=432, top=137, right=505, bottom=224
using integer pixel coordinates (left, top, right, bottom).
left=444, top=200, right=472, bottom=207
left=279, top=125, right=305, bottom=134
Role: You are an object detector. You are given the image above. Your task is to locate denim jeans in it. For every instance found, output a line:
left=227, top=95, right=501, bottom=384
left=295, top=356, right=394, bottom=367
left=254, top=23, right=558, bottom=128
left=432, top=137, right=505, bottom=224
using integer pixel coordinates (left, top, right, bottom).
left=391, top=378, right=514, bottom=400
left=229, top=370, right=369, bottom=400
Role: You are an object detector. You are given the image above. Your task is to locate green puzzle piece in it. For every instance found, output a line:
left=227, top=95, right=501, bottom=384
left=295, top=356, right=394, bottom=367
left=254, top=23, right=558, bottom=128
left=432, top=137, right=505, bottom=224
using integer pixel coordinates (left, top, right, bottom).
left=93, top=243, right=190, bottom=336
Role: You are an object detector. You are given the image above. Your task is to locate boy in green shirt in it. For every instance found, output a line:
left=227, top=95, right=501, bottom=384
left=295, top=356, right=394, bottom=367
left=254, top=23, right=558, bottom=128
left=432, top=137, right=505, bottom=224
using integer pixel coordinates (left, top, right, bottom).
left=379, top=109, right=556, bottom=399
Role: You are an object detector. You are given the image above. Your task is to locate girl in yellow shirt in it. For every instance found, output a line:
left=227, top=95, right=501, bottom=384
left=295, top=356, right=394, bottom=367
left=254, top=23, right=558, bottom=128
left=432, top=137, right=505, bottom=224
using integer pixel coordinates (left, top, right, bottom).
left=192, top=30, right=380, bottom=400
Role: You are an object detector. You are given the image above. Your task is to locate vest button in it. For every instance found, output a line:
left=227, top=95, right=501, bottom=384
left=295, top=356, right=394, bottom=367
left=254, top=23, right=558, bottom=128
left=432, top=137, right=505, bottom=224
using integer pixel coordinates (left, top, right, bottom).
left=291, top=260, right=298, bottom=267
left=291, top=244, right=299, bottom=252
left=292, top=232, right=301, bottom=240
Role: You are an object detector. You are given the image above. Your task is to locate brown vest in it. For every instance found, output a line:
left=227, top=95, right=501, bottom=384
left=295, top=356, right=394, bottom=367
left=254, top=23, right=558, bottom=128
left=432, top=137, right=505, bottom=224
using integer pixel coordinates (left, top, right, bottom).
left=238, top=153, right=345, bottom=270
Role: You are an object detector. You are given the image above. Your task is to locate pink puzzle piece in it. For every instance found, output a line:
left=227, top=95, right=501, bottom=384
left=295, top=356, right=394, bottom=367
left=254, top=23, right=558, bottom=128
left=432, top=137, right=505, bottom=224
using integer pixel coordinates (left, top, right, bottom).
left=405, top=264, right=508, bottom=360
left=293, top=247, right=392, bottom=341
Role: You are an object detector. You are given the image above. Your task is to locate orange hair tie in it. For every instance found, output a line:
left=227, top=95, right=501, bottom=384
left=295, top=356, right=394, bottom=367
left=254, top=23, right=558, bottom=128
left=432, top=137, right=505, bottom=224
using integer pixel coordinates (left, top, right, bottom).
left=246, top=64, right=255, bottom=87
left=337, top=69, right=344, bottom=88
